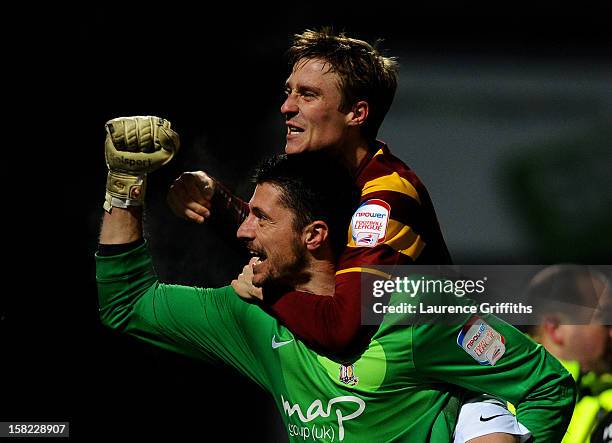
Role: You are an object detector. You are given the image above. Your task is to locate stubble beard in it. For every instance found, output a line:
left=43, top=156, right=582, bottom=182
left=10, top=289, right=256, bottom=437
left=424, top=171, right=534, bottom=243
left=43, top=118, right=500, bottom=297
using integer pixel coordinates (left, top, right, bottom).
left=265, top=240, right=310, bottom=291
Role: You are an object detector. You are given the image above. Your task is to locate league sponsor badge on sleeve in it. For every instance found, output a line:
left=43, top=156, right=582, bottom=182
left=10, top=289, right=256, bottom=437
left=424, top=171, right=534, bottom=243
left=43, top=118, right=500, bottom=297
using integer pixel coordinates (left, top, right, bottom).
left=457, top=315, right=506, bottom=366
left=351, top=199, right=391, bottom=247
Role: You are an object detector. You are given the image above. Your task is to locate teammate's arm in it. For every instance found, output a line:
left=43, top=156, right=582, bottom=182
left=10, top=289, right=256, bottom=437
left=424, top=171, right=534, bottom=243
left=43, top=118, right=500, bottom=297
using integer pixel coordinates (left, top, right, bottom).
left=412, top=313, right=576, bottom=442
left=167, top=170, right=249, bottom=229
left=262, top=184, right=441, bottom=362
left=166, top=176, right=386, bottom=362
left=167, top=157, right=450, bottom=364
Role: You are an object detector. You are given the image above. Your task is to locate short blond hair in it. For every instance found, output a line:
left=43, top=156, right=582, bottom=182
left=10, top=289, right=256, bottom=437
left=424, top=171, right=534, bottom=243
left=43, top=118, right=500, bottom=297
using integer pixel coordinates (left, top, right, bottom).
left=288, top=28, right=398, bottom=141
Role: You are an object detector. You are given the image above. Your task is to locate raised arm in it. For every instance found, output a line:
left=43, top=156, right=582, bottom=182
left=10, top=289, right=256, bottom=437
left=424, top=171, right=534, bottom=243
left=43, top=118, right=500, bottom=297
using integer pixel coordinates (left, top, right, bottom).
left=96, top=116, right=272, bottom=388
left=100, top=115, right=178, bottom=242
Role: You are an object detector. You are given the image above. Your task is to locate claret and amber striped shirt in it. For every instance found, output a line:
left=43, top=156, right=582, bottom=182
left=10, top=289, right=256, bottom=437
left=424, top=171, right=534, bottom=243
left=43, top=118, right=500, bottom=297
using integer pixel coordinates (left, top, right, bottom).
left=267, top=142, right=451, bottom=360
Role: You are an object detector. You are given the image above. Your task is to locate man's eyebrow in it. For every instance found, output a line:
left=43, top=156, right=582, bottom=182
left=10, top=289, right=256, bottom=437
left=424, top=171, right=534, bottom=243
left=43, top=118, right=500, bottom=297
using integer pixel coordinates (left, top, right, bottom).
left=299, top=85, right=322, bottom=94
left=284, top=82, right=322, bottom=95
left=251, top=206, right=270, bottom=220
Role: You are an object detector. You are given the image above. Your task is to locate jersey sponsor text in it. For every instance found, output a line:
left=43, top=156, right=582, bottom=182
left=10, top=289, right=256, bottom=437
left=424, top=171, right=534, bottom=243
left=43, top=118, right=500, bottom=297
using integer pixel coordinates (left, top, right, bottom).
left=281, top=395, right=366, bottom=441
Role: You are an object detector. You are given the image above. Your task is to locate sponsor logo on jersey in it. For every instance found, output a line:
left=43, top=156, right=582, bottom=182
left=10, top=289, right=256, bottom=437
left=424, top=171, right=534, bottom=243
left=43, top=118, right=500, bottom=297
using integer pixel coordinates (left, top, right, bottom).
left=339, top=363, right=359, bottom=386
left=351, top=199, right=391, bottom=247
left=479, top=413, right=509, bottom=422
left=281, top=394, right=366, bottom=441
left=457, top=315, right=505, bottom=365
left=271, top=335, right=294, bottom=349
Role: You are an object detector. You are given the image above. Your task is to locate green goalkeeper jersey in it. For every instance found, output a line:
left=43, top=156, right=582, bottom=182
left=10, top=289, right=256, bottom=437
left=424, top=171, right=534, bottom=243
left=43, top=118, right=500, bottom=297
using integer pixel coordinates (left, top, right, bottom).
left=96, top=243, right=575, bottom=442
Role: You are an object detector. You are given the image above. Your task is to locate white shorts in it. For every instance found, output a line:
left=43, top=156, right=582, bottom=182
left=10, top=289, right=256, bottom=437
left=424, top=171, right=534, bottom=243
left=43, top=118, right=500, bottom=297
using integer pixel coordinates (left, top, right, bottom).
left=453, top=395, right=531, bottom=443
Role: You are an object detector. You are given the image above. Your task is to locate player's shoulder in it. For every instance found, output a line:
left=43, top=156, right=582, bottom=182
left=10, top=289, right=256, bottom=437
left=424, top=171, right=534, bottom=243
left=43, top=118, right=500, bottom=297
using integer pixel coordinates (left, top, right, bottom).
left=360, top=143, right=424, bottom=204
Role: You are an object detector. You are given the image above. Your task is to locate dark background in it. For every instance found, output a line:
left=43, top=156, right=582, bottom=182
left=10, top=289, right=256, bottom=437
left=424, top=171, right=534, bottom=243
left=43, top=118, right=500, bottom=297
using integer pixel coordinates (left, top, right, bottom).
left=3, top=3, right=610, bottom=441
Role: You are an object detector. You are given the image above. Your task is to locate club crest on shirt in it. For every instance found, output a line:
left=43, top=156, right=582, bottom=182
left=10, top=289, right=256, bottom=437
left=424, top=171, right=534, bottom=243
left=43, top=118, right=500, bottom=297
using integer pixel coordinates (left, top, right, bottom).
left=318, top=339, right=386, bottom=392
left=351, top=199, right=391, bottom=247
left=457, top=315, right=506, bottom=366
left=339, top=363, right=359, bottom=386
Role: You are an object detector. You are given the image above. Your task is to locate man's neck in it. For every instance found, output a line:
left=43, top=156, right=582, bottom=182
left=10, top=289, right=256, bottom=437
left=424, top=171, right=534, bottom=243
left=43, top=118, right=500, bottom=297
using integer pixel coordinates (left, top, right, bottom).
left=539, top=336, right=562, bottom=359
left=335, top=134, right=372, bottom=172
left=295, top=259, right=337, bottom=296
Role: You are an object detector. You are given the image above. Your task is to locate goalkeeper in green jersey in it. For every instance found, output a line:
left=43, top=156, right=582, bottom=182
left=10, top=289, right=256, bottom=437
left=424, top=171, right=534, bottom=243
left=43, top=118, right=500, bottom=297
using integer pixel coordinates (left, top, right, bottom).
left=96, top=116, right=575, bottom=442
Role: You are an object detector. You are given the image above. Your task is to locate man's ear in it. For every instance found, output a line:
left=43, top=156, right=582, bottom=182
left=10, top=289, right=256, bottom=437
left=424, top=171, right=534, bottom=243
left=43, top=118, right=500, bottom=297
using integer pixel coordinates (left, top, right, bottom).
left=542, top=314, right=564, bottom=345
left=303, top=220, right=329, bottom=251
left=346, top=100, right=369, bottom=127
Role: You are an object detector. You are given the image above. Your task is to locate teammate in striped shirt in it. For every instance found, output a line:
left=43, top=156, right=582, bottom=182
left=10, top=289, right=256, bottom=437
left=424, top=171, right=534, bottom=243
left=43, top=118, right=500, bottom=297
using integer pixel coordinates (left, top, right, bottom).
left=168, top=28, right=450, bottom=361
left=166, top=29, right=549, bottom=441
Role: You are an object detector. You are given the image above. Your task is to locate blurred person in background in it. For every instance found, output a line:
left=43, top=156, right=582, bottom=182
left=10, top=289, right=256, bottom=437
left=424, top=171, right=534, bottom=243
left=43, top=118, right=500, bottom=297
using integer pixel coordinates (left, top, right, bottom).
left=527, top=265, right=612, bottom=442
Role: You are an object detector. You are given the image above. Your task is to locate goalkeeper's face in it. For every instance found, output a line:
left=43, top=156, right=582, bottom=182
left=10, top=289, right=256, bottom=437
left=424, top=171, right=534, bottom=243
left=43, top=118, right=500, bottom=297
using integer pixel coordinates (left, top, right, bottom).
left=237, top=183, right=310, bottom=287
left=281, top=58, right=352, bottom=154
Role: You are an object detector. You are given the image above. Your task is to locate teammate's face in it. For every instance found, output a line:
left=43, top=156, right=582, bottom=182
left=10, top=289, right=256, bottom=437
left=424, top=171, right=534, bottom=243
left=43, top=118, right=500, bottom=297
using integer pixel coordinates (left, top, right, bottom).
left=559, top=278, right=612, bottom=374
left=281, top=58, right=351, bottom=154
left=236, top=183, right=307, bottom=287
left=559, top=324, right=611, bottom=374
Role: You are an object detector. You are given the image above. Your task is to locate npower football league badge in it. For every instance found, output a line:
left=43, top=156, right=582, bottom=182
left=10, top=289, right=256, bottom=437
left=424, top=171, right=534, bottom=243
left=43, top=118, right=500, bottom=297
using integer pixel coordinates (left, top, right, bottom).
left=457, top=316, right=506, bottom=366
left=351, top=199, right=391, bottom=247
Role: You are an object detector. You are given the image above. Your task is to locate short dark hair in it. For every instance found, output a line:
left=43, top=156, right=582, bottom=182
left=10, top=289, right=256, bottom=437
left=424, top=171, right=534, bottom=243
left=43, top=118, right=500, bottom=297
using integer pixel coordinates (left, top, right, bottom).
left=288, top=28, right=399, bottom=142
left=526, top=265, right=611, bottom=333
left=253, top=151, right=360, bottom=258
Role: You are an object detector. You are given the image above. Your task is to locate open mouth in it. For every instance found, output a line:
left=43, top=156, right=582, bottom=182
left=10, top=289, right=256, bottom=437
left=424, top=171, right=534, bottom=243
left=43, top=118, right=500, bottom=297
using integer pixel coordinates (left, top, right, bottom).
left=287, top=123, right=304, bottom=135
left=249, top=248, right=268, bottom=265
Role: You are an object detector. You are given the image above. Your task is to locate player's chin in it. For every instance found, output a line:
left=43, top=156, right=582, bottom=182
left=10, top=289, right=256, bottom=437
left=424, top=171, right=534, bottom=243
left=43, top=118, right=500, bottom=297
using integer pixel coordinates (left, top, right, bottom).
left=284, top=141, right=308, bottom=154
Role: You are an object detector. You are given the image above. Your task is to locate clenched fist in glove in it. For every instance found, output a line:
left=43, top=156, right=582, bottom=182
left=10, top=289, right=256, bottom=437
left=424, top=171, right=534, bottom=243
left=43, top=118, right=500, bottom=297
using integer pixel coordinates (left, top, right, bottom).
left=103, top=116, right=180, bottom=212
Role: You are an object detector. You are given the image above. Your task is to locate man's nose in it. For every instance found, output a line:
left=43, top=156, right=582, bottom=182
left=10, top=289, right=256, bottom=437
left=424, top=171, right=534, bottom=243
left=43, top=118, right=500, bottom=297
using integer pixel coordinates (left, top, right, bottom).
left=281, top=93, right=298, bottom=115
left=237, top=214, right=256, bottom=240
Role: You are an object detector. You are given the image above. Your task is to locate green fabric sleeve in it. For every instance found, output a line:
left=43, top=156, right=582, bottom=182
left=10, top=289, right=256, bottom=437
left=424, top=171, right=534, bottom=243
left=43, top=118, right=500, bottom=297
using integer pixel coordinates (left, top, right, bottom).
left=411, top=308, right=576, bottom=442
left=95, top=242, right=273, bottom=391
